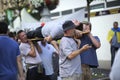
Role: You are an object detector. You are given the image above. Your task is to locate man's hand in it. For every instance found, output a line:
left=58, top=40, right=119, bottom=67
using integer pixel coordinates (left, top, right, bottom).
left=81, top=44, right=92, bottom=51
left=83, top=30, right=90, bottom=34
left=72, top=19, right=80, bottom=26
left=74, top=29, right=83, bottom=39
left=44, top=35, right=52, bottom=42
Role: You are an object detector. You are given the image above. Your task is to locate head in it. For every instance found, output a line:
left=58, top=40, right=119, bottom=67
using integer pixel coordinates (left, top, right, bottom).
left=82, top=21, right=92, bottom=32
left=62, top=20, right=76, bottom=37
left=8, top=32, right=16, bottom=40
left=41, top=22, right=45, bottom=27
left=0, top=21, right=9, bottom=34
left=41, top=39, right=47, bottom=46
left=113, top=21, right=118, bottom=29
left=17, top=30, right=28, bottom=43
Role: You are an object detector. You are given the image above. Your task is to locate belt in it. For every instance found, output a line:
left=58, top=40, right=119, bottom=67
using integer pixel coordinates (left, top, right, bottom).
left=26, top=64, right=39, bottom=69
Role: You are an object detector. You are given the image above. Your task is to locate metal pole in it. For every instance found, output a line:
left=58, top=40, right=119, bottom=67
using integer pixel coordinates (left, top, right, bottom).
left=87, top=0, right=90, bottom=22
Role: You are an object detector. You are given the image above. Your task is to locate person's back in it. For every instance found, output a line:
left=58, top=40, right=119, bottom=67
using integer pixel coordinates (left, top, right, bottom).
left=0, top=36, right=20, bottom=80
left=0, top=21, right=23, bottom=80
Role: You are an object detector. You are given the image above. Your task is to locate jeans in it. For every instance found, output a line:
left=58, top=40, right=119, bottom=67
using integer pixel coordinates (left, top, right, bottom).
left=110, top=46, right=119, bottom=66
left=26, top=66, right=45, bottom=80
left=82, top=64, right=92, bottom=80
left=45, top=73, right=57, bottom=80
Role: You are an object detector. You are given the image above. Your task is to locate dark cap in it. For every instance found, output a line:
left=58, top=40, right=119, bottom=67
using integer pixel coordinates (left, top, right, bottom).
left=62, top=20, right=76, bottom=32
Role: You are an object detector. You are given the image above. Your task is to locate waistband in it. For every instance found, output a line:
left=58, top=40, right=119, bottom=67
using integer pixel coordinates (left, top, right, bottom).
left=26, top=63, right=41, bottom=69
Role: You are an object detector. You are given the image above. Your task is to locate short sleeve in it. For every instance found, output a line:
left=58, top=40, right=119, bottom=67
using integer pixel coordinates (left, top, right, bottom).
left=60, top=38, right=75, bottom=57
left=19, top=44, right=30, bottom=56
left=94, top=36, right=100, bottom=42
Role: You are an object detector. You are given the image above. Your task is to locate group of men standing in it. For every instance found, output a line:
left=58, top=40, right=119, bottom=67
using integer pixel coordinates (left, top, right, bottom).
left=1, top=20, right=120, bottom=80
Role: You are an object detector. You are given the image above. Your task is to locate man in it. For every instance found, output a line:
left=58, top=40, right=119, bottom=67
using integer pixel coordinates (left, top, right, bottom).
left=107, top=21, right=120, bottom=66
left=59, top=20, right=91, bottom=80
left=17, top=30, right=44, bottom=80
left=79, top=21, right=101, bottom=80
left=38, top=39, right=58, bottom=80
left=0, top=22, right=24, bottom=80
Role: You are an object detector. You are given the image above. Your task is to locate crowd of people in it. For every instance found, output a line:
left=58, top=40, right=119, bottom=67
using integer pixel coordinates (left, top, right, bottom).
left=0, top=20, right=120, bottom=80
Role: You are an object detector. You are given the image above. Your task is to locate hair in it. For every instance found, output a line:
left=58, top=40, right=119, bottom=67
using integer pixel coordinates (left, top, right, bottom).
left=83, top=21, right=92, bottom=31
left=113, top=21, right=118, bottom=25
left=75, top=21, right=92, bottom=31
left=8, top=32, right=16, bottom=37
left=0, top=21, right=8, bottom=34
left=17, top=30, right=24, bottom=39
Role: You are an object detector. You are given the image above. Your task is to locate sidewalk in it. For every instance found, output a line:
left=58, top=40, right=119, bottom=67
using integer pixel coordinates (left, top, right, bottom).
left=57, top=68, right=110, bottom=80
left=91, top=68, right=110, bottom=80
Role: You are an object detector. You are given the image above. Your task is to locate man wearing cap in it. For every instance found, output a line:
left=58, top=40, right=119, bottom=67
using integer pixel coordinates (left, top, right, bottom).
left=59, top=20, right=91, bottom=80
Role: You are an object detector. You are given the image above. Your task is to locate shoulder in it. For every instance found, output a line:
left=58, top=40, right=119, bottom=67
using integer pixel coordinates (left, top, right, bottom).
left=19, top=43, right=29, bottom=48
left=94, top=36, right=99, bottom=39
left=60, top=37, right=69, bottom=44
left=94, top=36, right=100, bottom=40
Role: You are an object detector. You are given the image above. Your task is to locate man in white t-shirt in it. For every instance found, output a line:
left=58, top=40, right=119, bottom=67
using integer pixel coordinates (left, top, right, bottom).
left=38, top=40, right=58, bottom=80
left=17, top=30, right=44, bottom=80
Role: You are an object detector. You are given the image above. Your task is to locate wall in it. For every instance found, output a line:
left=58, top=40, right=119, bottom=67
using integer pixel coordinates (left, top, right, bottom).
left=90, top=13, right=120, bottom=61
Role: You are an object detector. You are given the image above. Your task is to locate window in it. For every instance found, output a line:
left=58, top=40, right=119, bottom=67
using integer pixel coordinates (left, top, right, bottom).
left=90, top=3, right=104, bottom=10
left=62, top=9, right=72, bottom=15
left=51, top=12, right=59, bottom=17
left=107, top=0, right=120, bottom=8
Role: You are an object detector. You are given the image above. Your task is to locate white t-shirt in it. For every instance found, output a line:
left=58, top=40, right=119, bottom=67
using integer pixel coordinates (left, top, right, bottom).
left=19, top=42, right=42, bottom=64
left=38, top=41, right=56, bottom=75
left=41, top=21, right=64, bottom=39
left=59, top=37, right=82, bottom=77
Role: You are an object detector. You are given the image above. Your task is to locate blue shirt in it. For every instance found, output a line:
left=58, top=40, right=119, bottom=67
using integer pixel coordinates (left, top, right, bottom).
left=111, top=28, right=120, bottom=47
left=80, top=35, right=100, bottom=67
left=0, top=35, right=20, bottom=80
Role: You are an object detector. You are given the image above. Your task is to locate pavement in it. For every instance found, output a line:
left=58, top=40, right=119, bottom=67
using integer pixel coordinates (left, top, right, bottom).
left=57, top=68, right=110, bottom=80
left=91, top=68, right=110, bottom=80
